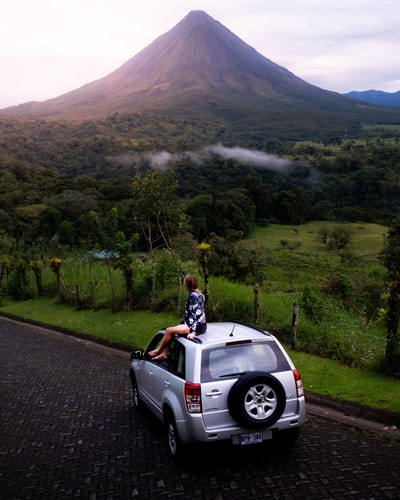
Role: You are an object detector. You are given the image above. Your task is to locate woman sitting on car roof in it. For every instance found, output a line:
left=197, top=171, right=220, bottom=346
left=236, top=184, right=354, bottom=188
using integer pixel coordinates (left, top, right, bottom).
left=149, top=274, right=207, bottom=360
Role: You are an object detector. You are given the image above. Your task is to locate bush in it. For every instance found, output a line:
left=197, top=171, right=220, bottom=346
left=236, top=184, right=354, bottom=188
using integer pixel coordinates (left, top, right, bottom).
left=6, top=259, right=31, bottom=300
left=301, top=286, right=326, bottom=322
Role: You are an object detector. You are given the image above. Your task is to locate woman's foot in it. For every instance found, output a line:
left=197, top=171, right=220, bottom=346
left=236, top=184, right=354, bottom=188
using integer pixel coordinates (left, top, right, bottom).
left=153, top=352, right=168, bottom=361
left=148, top=349, right=160, bottom=357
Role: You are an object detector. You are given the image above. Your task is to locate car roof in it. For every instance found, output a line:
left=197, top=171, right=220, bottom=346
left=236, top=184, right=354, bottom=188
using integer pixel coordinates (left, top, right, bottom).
left=186, top=322, right=274, bottom=347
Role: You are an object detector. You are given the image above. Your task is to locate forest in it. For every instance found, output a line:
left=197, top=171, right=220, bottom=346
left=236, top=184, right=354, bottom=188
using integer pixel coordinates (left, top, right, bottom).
left=1, top=116, right=400, bottom=375
left=1, top=117, right=400, bottom=252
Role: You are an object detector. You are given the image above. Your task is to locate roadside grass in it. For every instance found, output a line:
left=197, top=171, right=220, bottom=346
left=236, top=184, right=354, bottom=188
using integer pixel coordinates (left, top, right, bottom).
left=1, top=296, right=178, bottom=350
left=289, top=350, right=400, bottom=414
left=1, top=296, right=399, bottom=415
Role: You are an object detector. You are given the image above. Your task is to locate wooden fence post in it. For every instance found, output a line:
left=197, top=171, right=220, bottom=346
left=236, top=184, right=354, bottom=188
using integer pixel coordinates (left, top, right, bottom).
left=253, top=283, right=260, bottom=325
left=291, top=300, right=299, bottom=350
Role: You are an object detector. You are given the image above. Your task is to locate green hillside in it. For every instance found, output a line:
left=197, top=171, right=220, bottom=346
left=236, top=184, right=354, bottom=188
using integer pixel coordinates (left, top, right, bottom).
left=250, top=221, right=387, bottom=260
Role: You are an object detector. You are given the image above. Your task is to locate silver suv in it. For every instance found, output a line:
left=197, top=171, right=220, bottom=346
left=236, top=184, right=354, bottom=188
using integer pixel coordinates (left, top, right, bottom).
left=130, top=322, right=306, bottom=458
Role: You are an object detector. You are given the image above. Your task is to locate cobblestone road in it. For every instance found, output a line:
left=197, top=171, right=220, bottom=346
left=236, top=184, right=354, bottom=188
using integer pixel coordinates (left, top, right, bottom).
left=1, top=317, right=400, bottom=499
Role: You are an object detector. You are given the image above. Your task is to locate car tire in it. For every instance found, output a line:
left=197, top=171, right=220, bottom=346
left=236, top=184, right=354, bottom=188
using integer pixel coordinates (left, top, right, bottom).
left=228, top=371, right=286, bottom=429
left=130, top=370, right=143, bottom=410
left=165, top=411, right=186, bottom=461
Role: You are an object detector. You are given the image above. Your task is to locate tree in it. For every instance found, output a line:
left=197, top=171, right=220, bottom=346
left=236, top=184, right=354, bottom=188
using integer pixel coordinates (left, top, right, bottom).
left=329, top=225, right=353, bottom=253
left=7, top=258, right=30, bottom=300
left=380, top=217, right=400, bottom=376
left=30, top=259, right=43, bottom=296
left=206, top=232, right=266, bottom=285
left=272, top=186, right=313, bottom=225
left=318, top=225, right=353, bottom=254
left=197, top=242, right=211, bottom=305
left=39, top=206, right=61, bottom=240
left=58, top=220, right=76, bottom=246
left=213, top=189, right=255, bottom=237
left=185, top=194, right=214, bottom=241
left=317, top=226, right=330, bottom=248
left=106, top=208, right=139, bottom=312
left=132, top=167, right=191, bottom=309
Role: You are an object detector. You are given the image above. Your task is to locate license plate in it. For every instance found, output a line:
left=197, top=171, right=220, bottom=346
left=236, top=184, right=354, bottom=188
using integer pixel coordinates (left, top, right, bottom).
left=240, top=431, right=262, bottom=445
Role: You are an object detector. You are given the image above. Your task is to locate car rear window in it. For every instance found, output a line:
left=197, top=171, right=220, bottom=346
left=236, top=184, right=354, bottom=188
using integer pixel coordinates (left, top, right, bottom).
left=200, top=342, right=290, bottom=382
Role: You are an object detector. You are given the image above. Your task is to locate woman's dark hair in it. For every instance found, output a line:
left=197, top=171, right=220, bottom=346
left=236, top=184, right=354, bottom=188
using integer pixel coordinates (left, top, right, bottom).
left=184, top=274, right=199, bottom=291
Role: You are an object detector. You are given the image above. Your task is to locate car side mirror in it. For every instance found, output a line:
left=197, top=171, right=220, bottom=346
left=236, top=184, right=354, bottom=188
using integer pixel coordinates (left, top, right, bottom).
left=130, top=350, right=144, bottom=361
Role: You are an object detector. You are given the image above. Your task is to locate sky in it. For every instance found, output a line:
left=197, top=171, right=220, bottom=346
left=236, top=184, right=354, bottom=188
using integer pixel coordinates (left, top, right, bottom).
left=1, top=0, right=399, bottom=109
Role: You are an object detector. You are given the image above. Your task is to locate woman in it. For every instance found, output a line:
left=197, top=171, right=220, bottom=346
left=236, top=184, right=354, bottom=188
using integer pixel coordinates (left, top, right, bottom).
left=149, top=274, right=207, bottom=360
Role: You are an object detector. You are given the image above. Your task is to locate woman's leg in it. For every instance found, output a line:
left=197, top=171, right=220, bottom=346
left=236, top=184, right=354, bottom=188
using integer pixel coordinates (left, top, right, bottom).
left=149, top=323, right=190, bottom=358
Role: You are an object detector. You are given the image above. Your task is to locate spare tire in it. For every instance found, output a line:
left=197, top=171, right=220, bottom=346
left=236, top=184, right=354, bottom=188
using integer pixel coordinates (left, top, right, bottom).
left=228, top=371, right=286, bottom=429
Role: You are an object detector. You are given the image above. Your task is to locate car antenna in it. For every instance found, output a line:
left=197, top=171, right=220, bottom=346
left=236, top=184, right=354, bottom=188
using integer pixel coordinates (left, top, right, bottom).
left=229, top=324, right=235, bottom=337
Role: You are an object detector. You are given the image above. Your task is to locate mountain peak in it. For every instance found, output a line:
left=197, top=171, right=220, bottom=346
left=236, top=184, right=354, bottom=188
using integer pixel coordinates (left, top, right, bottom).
left=183, top=10, right=215, bottom=22
left=0, top=10, right=366, bottom=130
left=186, top=10, right=209, bottom=17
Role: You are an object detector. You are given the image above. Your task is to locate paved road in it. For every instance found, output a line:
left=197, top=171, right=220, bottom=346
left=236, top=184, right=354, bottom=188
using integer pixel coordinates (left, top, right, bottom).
left=1, top=317, right=400, bottom=499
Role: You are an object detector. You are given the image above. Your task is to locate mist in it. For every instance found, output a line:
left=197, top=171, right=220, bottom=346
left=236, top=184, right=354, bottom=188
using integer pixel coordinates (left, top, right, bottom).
left=146, top=143, right=292, bottom=172
left=206, top=144, right=291, bottom=170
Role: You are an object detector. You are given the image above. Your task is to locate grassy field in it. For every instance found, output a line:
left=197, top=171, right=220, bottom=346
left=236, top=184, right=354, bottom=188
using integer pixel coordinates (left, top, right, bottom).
left=1, top=296, right=399, bottom=415
left=246, top=221, right=388, bottom=297
left=249, top=221, right=387, bottom=261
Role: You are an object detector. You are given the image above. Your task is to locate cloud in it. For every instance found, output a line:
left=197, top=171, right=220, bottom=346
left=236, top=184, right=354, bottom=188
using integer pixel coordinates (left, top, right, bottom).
left=144, top=144, right=292, bottom=172
left=109, top=144, right=325, bottom=186
left=204, top=144, right=291, bottom=170
left=147, top=151, right=174, bottom=170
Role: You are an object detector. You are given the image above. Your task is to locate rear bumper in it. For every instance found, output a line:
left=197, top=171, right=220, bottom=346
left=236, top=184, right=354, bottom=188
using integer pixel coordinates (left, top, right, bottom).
left=177, top=397, right=306, bottom=444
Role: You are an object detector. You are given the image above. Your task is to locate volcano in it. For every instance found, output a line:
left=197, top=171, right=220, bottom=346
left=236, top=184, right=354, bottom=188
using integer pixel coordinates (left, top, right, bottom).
left=1, top=10, right=396, bottom=134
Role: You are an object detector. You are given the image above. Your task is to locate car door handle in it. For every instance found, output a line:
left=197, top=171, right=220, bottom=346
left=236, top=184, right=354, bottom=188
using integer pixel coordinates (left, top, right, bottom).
left=148, top=371, right=153, bottom=377
left=206, top=390, right=223, bottom=396
left=164, top=380, right=170, bottom=387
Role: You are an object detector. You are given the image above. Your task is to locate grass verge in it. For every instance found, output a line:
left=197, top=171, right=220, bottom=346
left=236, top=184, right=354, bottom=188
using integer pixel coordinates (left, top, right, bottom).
left=1, top=297, right=399, bottom=414
left=0, top=297, right=178, bottom=350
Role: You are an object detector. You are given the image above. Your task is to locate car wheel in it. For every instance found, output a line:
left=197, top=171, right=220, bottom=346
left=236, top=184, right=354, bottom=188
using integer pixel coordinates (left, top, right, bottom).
left=130, top=370, right=143, bottom=410
left=165, top=412, right=186, bottom=460
left=228, top=371, right=286, bottom=429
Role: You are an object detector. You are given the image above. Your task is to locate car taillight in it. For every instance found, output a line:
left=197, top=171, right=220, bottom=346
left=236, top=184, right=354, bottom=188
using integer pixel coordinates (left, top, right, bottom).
left=184, top=381, right=202, bottom=413
left=293, top=369, right=304, bottom=398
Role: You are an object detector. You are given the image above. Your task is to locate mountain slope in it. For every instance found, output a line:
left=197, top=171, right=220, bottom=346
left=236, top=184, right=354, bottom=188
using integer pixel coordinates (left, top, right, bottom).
left=1, top=10, right=399, bottom=136
left=344, top=90, right=400, bottom=108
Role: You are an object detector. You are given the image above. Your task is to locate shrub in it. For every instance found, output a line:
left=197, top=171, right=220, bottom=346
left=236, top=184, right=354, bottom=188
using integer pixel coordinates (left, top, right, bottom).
left=7, top=259, right=30, bottom=300
left=301, top=286, right=326, bottom=322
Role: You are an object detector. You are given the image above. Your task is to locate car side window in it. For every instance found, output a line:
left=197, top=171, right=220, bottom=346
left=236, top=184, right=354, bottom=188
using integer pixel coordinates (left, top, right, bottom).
left=145, top=332, right=165, bottom=357
left=146, top=337, right=186, bottom=379
left=168, top=342, right=186, bottom=379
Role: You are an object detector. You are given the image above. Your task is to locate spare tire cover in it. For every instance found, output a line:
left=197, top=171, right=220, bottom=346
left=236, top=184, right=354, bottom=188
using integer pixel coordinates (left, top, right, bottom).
left=228, top=371, right=286, bottom=429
